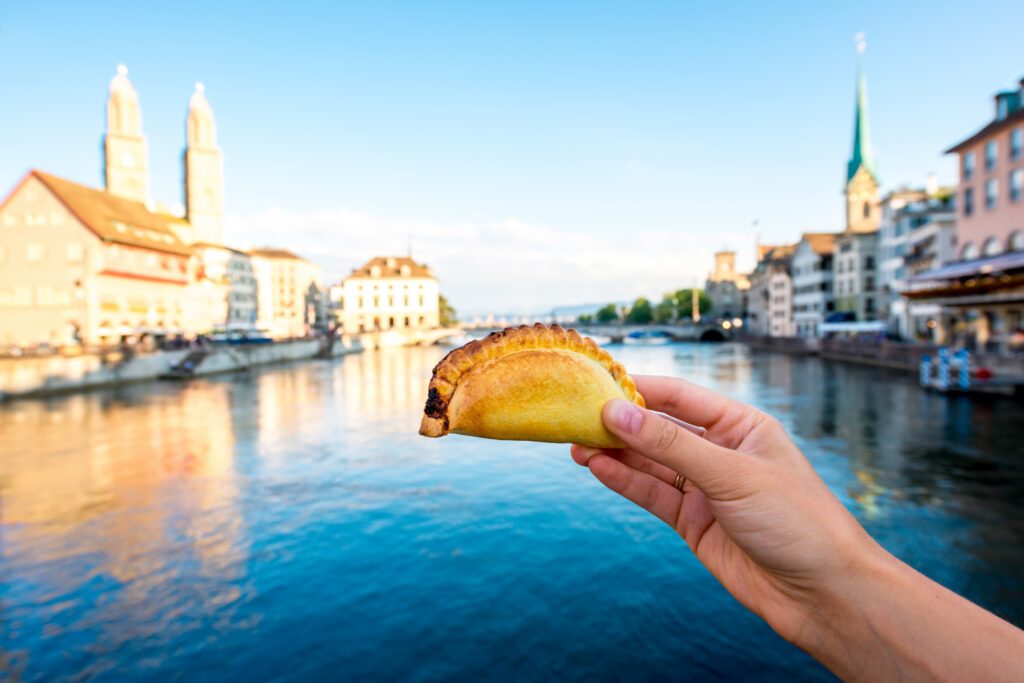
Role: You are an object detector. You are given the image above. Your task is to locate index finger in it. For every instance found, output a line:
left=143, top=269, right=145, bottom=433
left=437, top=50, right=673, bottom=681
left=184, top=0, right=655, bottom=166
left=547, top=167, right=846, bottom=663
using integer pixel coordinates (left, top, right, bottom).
left=634, top=375, right=757, bottom=437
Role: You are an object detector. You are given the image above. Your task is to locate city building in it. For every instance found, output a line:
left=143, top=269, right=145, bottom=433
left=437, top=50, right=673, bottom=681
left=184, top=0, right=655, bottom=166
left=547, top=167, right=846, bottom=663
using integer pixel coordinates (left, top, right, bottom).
left=833, top=230, right=879, bottom=322
left=877, top=181, right=956, bottom=338
left=0, top=66, right=233, bottom=347
left=703, top=251, right=750, bottom=320
left=791, top=233, right=836, bottom=338
left=249, top=248, right=323, bottom=339
left=192, top=243, right=259, bottom=329
left=747, top=245, right=796, bottom=337
left=337, top=256, right=439, bottom=334
left=905, top=77, right=1024, bottom=349
left=0, top=171, right=193, bottom=346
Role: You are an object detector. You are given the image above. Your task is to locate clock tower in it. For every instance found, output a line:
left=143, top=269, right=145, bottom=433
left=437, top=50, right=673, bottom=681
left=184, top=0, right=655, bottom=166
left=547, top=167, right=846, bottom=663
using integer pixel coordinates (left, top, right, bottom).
left=184, top=82, right=224, bottom=245
left=103, top=65, right=150, bottom=203
left=844, top=40, right=880, bottom=233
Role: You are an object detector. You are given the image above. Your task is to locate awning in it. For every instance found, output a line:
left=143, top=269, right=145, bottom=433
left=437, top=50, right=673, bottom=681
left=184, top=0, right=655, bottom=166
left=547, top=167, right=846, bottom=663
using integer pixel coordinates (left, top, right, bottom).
left=910, top=251, right=1024, bottom=282
left=820, top=321, right=889, bottom=333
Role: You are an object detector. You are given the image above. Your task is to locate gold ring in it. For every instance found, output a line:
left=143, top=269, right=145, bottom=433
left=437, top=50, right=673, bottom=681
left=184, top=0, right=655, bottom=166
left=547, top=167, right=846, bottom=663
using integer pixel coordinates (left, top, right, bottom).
left=673, top=473, right=687, bottom=491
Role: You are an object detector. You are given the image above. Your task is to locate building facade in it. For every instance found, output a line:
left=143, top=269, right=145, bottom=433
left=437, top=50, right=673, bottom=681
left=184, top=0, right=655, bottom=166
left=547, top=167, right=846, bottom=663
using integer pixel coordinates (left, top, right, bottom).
left=250, top=248, right=323, bottom=339
left=193, top=244, right=258, bottom=328
left=703, top=251, right=750, bottom=321
left=833, top=230, right=879, bottom=322
left=0, top=172, right=193, bottom=346
left=747, top=245, right=794, bottom=337
left=791, top=234, right=836, bottom=338
left=338, top=257, right=439, bottom=334
left=907, top=77, right=1024, bottom=350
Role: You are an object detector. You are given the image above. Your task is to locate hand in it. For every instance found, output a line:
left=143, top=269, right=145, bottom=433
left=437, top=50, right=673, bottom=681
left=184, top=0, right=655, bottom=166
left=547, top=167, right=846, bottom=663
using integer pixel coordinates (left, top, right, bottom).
left=572, top=375, right=883, bottom=646
left=572, top=375, right=1024, bottom=681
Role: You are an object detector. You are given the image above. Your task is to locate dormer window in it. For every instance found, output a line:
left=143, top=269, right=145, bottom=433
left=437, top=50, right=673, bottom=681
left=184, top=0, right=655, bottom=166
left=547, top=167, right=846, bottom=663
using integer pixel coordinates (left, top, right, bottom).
left=370, top=265, right=381, bottom=277
left=386, top=257, right=396, bottom=267
left=400, top=265, right=411, bottom=277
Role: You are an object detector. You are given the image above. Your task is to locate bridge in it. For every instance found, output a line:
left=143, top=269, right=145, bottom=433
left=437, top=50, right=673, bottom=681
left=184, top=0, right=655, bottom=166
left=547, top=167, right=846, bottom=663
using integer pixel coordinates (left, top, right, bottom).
left=466, top=322, right=732, bottom=343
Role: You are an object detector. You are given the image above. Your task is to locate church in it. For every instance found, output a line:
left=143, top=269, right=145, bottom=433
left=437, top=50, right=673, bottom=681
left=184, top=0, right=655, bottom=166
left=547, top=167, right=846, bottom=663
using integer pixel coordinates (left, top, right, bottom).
left=0, top=66, right=263, bottom=347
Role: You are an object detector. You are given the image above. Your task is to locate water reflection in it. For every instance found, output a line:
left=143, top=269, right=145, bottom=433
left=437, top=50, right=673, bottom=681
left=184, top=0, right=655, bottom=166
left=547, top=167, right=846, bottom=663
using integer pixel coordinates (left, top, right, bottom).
left=1, top=344, right=1022, bottom=680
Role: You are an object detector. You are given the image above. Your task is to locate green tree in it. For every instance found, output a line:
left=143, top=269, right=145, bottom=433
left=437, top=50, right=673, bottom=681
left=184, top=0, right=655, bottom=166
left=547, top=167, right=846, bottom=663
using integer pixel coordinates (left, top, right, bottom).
left=577, top=313, right=593, bottom=324
left=653, top=297, right=676, bottom=323
left=595, top=303, right=619, bottom=323
left=627, top=297, right=653, bottom=323
left=438, top=294, right=458, bottom=326
left=673, top=288, right=712, bottom=318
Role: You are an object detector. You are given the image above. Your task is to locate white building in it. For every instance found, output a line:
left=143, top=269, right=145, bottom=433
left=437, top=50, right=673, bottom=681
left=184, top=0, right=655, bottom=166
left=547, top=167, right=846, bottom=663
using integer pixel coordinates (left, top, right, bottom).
left=747, top=245, right=795, bottom=337
left=877, top=186, right=957, bottom=339
left=338, top=256, right=439, bottom=333
left=833, top=230, right=880, bottom=322
left=193, top=243, right=258, bottom=328
left=791, top=233, right=837, bottom=338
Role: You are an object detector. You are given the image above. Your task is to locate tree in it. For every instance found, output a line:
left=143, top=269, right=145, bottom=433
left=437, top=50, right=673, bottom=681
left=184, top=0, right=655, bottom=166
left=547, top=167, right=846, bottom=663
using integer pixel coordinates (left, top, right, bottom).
left=653, top=298, right=676, bottom=323
left=595, top=303, right=619, bottom=323
left=577, top=313, right=593, bottom=324
left=627, top=297, right=653, bottom=324
left=439, top=294, right=458, bottom=327
left=674, top=288, right=712, bottom=319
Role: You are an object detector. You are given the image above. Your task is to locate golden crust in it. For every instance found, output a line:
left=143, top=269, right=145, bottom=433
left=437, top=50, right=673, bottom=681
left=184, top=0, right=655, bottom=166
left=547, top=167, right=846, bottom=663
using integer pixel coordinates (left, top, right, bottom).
left=420, top=323, right=645, bottom=447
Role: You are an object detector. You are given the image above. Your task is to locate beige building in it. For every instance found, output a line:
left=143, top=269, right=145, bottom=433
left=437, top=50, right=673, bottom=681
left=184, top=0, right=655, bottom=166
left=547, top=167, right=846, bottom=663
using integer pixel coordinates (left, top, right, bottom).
left=0, top=172, right=193, bottom=346
left=338, top=257, right=439, bottom=333
left=748, top=245, right=796, bottom=337
left=250, top=248, right=323, bottom=339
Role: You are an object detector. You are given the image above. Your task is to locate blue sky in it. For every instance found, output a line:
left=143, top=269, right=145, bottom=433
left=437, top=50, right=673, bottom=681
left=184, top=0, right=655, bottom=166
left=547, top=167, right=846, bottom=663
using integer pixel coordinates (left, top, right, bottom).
left=1, top=1, right=1021, bottom=315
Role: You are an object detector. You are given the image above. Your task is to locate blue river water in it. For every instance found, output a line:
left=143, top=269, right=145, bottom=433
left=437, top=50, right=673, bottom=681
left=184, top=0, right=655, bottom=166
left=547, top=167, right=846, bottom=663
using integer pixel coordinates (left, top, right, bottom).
left=1, top=343, right=1023, bottom=681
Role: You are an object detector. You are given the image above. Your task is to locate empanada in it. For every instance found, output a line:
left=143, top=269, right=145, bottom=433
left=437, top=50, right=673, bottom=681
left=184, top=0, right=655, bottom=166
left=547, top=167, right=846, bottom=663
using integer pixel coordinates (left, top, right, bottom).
left=419, top=323, right=645, bottom=448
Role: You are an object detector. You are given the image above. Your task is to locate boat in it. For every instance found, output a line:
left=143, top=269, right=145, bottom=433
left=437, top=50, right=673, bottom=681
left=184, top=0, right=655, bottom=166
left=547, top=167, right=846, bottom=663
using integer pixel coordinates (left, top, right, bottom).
left=587, top=334, right=614, bottom=346
left=623, top=330, right=672, bottom=345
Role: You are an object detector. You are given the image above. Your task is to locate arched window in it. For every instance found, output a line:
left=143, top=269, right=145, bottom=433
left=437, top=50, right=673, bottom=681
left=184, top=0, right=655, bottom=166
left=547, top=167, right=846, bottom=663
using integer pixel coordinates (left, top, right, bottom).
left=961, top=242, right=979, bottom=260
left=863, top=202, right=870, bottom=219
left=982, top=237, right=1003, bottom=257
left=1008, top=230, right=1024, bottom=252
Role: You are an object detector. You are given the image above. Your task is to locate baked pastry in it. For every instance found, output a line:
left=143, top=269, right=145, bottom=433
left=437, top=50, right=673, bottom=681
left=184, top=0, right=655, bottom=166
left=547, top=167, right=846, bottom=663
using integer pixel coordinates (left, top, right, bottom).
left=419, top=323, right=645, bottom=448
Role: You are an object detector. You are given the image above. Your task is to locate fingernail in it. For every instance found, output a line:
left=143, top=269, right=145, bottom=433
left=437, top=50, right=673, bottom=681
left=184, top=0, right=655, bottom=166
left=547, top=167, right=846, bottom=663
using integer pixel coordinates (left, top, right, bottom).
left=606, top=399, right=644, bottom=435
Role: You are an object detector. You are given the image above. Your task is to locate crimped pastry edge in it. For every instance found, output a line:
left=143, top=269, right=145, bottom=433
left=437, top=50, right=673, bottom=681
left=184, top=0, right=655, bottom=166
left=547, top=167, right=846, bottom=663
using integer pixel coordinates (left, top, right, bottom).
left=419, top=322, right=645, bottom=438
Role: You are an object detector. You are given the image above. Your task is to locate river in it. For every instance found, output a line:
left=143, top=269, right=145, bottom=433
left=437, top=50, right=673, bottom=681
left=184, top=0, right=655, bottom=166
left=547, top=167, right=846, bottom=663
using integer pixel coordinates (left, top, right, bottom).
left=1, top=343, right=1023, bottom=681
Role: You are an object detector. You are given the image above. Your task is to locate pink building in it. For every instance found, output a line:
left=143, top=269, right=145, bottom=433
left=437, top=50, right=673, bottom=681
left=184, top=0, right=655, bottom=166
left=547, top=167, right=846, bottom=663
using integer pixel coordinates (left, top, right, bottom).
left=906, top=77, right=1024, bottom=350
left=946, top=78, right=1024, bottom=258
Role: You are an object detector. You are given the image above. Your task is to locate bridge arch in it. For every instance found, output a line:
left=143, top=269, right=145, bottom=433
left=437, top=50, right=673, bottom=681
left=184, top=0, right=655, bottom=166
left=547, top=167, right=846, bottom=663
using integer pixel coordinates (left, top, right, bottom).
left=699, top=329, right=726, bottom=342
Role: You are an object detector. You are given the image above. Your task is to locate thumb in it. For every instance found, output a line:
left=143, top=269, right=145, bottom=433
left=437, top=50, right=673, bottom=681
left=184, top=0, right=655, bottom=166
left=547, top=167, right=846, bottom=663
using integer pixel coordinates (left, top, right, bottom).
left=603, top=398, right=753, bottom=499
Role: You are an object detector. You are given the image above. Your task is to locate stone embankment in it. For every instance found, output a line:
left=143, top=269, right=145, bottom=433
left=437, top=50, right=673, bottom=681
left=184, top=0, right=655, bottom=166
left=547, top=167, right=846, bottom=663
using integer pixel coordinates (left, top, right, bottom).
left=0, top=327, right=459, bottom=400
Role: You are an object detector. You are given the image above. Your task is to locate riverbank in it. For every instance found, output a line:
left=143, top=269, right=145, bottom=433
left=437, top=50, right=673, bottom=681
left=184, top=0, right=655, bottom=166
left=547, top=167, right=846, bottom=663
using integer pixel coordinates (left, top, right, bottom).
left=0, top=327, right=459, bottom=400
left=743, top=335, right=1024, bottom=389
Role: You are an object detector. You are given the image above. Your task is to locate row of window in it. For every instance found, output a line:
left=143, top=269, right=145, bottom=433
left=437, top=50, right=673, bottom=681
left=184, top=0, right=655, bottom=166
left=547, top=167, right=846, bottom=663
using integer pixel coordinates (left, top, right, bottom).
left=836, top=255, right=876, bottom=274
left=960, top=231, right=1024, bottom=260
left=836, top=277, right=876, bottom=296
left=0, top=243, right=86, bottom=264
left=2, top=211, right=68, bottom=228
left=352, top=295, right=427, bottom=310
left=963, top=169, right=1024, bottom=215
left=963, top=129, right=1023, bottom=180
left=356, top=282, right=427, bottom=291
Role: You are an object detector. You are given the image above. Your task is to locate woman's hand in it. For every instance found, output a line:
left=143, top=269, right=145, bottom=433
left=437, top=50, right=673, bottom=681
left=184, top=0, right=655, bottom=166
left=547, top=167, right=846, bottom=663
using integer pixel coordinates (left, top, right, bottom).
left=571, top=375, right=1024, bottom=681
left=572, top=375, right=883, bottom=646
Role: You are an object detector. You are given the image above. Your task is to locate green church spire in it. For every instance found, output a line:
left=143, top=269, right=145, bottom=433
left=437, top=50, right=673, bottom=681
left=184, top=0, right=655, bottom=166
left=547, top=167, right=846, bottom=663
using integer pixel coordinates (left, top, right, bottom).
left=847, top=49, right=878, bottom=186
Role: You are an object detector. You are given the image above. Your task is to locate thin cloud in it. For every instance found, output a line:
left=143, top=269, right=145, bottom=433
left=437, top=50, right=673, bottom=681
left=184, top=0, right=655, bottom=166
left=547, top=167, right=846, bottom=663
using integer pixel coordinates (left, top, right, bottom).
left=225, top=207, right=751, bottom=316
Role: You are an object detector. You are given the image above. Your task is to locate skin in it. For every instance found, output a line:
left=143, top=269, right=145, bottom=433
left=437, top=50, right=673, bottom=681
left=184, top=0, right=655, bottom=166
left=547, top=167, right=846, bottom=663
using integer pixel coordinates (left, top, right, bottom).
left=571, top=375, right=1024, bottom=682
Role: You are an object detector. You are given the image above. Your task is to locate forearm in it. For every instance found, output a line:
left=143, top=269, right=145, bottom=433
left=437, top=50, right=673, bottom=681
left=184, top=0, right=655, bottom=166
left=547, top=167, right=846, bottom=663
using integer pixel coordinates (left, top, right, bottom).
left=799, top=549, right=1024, bottom=682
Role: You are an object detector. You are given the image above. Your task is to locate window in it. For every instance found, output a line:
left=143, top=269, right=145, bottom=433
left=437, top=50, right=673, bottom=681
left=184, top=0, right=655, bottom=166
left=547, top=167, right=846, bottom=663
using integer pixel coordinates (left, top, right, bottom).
left=963, top=188, right=974, bottom=216
left=863, top=202, right=870, bottom=219
left=1012, top=168, right=1023, bottom=203
left=983, top=237, right=1003, bottom=257
left=1013, top=129, right=1023, bottom=161
left=961, top=242, right=978, bottom=260
left=2, top=213, right=15, bottom=227
left=27, top=244, right=45, bottom=262
left=963, top=152, right=975, bottom=180
left=1008, top=231, right=1023, bottom=252
left=865, top=276, right=875, bottom=291
left=985, top=141, right=997, bottom=171
left=864, top=255, right=875, bottom=270
left=67, top=243, right=84, bottom=262
left=986, top=178, right=998, bottom=210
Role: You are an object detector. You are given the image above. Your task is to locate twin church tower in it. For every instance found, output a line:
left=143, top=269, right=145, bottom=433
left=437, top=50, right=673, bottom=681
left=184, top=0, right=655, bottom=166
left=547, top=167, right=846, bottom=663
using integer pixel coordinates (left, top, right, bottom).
left=102, top=65, right=224, bottom=245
